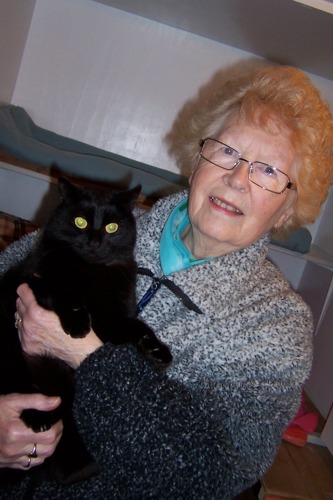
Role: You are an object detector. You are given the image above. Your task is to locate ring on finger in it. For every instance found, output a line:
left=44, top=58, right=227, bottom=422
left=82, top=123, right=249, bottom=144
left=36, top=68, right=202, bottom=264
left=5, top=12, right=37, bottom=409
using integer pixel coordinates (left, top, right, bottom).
left=24, top=456, right=32, bottom=468
left=14, top=314, right=22, bottom=329
left=28, top=443, right=38, bottom=459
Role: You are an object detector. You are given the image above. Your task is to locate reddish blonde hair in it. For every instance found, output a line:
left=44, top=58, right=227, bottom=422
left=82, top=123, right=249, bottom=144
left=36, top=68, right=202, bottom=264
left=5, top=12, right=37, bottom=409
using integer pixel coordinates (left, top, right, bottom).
left=177, top=65, right=333, bottom=234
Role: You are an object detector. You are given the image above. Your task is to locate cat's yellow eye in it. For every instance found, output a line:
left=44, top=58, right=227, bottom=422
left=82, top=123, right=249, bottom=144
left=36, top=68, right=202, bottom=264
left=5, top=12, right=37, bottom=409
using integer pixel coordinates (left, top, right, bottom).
left=105, top=222, right=118, bottom=234
left=75, top=217, right=88, bottom=229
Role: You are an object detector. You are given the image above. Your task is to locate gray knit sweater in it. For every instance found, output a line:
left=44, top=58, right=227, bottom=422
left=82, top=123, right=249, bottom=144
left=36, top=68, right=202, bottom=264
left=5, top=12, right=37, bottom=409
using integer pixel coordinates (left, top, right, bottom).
left=0, top=191, right=313, bottom=499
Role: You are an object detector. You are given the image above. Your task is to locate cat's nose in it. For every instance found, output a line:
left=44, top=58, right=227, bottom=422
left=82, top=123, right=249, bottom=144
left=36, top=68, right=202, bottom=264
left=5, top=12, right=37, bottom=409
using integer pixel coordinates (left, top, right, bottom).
left=90, top=233, right=102, bottom=246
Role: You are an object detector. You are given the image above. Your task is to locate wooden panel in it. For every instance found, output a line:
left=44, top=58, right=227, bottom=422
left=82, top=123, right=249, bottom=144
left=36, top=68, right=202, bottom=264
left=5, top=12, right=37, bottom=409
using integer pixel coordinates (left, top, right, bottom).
left=262, top=395, right=333, bottom=499
left=262, top=436, right=333, bottom=499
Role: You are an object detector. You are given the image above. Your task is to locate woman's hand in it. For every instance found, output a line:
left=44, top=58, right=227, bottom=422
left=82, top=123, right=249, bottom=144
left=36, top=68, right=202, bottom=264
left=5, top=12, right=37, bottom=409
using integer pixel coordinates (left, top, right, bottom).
left=16, top=283, right=103, bottom=369
left=0, top=393, right=63, bottom=469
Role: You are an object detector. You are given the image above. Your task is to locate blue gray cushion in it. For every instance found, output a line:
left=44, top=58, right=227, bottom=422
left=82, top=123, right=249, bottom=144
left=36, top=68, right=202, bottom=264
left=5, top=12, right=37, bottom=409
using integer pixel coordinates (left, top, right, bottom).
left=0, top=105, right=188, bottom=198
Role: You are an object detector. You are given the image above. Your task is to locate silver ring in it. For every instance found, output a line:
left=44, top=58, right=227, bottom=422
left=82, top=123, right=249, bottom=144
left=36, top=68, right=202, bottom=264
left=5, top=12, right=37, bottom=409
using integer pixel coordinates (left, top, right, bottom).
left=14, top=316, right=22, bottom=329
left=28, top=443, right=38, bottom=459
left=24, top=456, right=32, bottom=468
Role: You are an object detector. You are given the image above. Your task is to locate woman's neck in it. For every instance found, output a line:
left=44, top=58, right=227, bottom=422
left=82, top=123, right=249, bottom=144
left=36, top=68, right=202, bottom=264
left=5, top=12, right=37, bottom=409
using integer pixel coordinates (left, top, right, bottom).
left=181, top=224, right=231, bottom=259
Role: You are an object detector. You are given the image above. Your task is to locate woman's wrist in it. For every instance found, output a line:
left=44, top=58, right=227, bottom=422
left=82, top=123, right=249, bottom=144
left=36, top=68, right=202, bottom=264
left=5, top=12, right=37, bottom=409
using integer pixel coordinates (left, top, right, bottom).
left=68, top=334, right=104, bottom=369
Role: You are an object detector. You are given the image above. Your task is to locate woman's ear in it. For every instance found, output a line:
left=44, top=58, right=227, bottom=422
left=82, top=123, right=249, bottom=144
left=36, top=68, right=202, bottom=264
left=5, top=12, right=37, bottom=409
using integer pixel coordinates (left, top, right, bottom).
left=273, top=205, right=295, bottom=229
left=189, top=154, right=202, bottom=186
left=188, top=165, right=199, bottom=186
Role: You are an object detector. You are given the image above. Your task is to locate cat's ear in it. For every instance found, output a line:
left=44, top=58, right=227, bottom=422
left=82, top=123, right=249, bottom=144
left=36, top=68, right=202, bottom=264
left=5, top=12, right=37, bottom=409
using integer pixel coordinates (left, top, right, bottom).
left=58, top=177, right=81, bottom=202
left=114, top=184, right=141, bottom=210
left=127, top=184, right=141, bottom=210
left=129, top=184, right=141, bottom=200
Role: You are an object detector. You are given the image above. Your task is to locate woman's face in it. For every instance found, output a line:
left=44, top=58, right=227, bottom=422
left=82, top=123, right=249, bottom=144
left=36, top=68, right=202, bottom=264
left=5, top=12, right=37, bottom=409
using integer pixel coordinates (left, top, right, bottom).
left=186, top=118, right=297, bottom=258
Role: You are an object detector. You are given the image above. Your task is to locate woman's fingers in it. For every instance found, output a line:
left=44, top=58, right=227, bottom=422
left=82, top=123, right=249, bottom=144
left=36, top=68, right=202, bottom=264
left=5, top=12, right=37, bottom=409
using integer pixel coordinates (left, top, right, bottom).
left=0, top=393, right=63, bottom=470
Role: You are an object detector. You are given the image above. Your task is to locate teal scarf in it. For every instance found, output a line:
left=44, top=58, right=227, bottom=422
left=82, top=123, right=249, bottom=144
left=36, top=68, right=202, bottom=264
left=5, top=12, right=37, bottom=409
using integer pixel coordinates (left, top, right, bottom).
left=159, top=199, right=211, bottom=276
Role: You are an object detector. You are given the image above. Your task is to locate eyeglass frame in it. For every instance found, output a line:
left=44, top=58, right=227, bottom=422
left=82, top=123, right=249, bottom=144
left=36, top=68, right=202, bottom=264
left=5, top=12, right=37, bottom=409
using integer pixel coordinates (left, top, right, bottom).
left=199, top=138, right=296, bottom=195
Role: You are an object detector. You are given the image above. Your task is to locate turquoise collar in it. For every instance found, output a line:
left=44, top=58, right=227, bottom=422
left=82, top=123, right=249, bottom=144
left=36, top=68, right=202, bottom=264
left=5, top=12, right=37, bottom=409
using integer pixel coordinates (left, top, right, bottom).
left=159, top=198, right=212, bottom=276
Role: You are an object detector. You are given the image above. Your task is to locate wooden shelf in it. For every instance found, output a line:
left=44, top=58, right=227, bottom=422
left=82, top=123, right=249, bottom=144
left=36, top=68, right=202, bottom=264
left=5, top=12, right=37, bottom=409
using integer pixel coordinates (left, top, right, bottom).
left=93, top=0, right=333, bottom=81
left=269, top=243, right=333, bottom=270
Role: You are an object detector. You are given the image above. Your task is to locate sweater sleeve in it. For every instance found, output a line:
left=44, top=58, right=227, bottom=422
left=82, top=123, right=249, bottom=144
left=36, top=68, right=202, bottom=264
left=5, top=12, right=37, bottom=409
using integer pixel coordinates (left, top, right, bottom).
left=0, top=231, right=39, bottom=277
left=72, top=344, right=252, bottom=499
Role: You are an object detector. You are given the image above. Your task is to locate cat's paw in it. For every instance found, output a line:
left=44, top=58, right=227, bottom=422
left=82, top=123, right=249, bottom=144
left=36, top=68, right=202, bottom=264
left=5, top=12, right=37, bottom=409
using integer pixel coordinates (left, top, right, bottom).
left=138, top=334, right=173, bottom=367
left=60, top=308, right=92, bottom=338
left=21, top=407, right=61, bottom=432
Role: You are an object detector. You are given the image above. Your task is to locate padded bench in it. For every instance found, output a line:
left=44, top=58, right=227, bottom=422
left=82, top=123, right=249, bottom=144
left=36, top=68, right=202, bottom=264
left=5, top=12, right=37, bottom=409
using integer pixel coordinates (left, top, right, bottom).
left=0, top=104, right=188, bottom=200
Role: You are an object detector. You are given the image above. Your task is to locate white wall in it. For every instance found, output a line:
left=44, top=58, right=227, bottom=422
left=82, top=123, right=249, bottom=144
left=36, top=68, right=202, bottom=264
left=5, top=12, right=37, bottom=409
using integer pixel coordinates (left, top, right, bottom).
left=11, top=0, right=257, bottom=174
left=0, top=5, right=257, bottom=170
left=0, top=0, right=36, bottom=105
left=10, top=0, right=333, bottom=177
left=8, top=0, right=333, bottom=181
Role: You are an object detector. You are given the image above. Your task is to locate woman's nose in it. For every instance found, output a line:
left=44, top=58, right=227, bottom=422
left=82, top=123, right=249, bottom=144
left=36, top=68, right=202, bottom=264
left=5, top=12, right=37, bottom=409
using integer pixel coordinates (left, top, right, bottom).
left=223, top=159, right=250, bottom=191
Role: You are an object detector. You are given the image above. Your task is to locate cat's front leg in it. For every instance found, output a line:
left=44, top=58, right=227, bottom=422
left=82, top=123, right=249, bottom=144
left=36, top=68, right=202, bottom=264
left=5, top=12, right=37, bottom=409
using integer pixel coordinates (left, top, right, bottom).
left=138, top=332, right=173, bottom=367
left=132, top=319, right=173, bottom=367
left=21, top=407, right=61, bottom=433
left=28, top=274, right=91, bottom=338
left=58, top=306, right=92, bottom=339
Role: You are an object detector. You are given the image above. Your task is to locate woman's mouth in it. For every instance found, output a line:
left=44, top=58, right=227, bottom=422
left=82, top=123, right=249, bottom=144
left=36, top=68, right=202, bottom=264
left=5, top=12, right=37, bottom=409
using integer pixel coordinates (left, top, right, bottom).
left=209, top=196, right=243, bottom=215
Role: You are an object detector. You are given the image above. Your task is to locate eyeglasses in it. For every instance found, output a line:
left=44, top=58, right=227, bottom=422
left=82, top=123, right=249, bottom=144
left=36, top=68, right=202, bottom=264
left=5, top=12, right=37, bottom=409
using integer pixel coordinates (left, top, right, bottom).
left=199, top=138, right=296, bottom=194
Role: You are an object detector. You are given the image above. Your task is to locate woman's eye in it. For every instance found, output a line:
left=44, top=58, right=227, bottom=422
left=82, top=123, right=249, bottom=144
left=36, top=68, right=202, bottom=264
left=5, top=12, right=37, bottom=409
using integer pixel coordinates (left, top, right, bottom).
left=75, top=217, right=88, bottom=229
left=261, top=164, right=276, bottom=176
left=222, top=146, right=236, bottom=157
left=105, top=222, right=119, bottom=234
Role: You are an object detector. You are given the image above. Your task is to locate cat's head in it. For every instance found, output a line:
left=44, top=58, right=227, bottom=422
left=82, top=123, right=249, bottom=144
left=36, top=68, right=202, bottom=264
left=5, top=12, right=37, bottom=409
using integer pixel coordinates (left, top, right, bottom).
left=45, top=177, right=141, bottom=264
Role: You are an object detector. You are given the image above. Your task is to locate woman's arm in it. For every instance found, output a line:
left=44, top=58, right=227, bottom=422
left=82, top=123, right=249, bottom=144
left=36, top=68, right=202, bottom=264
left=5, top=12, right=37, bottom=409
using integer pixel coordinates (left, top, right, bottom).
left=0, top=232, right=38, bottom=278
left=71, top=343, right=301, bottom=498
left=15, top=286, right=246, bottom=497
left=73, top=344, right=239, bottom=498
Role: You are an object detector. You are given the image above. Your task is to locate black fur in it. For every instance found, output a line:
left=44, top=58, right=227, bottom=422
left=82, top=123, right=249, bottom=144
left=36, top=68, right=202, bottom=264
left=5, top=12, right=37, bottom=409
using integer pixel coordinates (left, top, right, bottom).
left=0, top=177, right=172, bottom=485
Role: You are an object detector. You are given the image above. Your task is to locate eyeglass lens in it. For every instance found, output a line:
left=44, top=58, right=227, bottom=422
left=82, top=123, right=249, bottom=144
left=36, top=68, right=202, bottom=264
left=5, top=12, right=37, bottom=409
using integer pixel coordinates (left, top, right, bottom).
left=201, top=139, right=290, bottom=194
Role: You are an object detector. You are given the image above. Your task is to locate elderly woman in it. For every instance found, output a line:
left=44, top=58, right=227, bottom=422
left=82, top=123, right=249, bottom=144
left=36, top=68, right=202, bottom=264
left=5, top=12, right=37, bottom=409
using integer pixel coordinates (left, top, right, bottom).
left=1, top=65, right=333, bottom=499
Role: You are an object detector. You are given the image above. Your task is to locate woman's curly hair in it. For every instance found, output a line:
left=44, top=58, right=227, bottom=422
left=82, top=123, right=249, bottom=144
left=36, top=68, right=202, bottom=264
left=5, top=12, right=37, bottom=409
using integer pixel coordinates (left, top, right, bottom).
left=176, top=65, right=333, bottom=234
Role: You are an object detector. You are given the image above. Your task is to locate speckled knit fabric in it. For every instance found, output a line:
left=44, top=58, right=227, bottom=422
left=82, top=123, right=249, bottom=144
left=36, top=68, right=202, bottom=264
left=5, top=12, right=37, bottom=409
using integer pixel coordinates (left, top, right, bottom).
left=0, top=191, right=313, bottom=499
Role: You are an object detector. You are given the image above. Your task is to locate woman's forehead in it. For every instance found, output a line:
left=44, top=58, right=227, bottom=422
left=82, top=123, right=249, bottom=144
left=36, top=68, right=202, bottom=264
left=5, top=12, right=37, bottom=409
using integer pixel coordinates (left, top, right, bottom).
left=215, top=119, right=297, bottom=173
left=217, top=110, right=292, bottom=138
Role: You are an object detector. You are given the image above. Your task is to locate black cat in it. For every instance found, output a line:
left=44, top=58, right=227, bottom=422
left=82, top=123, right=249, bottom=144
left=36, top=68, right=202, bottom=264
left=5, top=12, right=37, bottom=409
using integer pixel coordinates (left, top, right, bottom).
left=0, top=177, right=172, bottom=485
